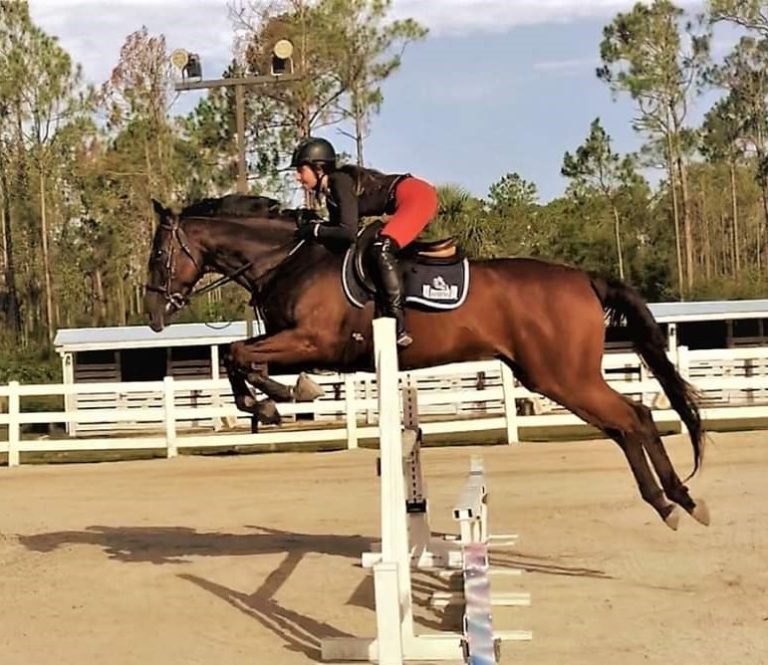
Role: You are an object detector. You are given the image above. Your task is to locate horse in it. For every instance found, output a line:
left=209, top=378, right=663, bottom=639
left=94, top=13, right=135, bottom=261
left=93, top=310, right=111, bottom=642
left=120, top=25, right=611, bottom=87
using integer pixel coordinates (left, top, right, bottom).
left=144, top=195, right=709, bottom=530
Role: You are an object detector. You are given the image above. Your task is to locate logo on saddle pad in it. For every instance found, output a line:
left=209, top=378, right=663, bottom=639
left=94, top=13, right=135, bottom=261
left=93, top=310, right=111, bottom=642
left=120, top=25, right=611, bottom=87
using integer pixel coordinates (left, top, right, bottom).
left=422, top=275, right=459, bottom=301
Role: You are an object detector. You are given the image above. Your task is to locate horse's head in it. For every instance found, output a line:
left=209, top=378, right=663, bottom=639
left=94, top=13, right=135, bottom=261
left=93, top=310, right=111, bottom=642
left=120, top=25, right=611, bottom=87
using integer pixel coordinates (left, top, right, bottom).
left=144, top=199, right=204, bottom=332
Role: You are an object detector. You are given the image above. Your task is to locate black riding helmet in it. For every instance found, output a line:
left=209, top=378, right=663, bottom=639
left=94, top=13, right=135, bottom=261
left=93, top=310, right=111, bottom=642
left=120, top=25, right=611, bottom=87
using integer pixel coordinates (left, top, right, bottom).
left=291, top=137, right=336, bottom=169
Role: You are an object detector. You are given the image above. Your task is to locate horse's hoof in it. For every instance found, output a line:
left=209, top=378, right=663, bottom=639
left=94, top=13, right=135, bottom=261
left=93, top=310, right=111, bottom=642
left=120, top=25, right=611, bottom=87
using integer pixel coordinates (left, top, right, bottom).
left=294, top=372, right=324, bottom=402
left=256, top=399, right=282, bottom=425
left=234, top=395, right=259, bottom=414
left=664, top=506, right=681, bottom=531
left=690, top=499, right=710, bottom=526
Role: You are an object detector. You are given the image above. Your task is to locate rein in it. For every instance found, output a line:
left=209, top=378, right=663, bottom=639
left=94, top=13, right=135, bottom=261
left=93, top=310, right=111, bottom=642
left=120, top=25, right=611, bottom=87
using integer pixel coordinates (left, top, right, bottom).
left=146, top=217, right=304, bottom=311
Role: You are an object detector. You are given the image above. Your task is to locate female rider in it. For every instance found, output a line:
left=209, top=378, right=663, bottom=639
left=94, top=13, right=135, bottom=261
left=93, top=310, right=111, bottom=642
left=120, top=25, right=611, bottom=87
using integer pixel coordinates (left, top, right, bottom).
left=292, top=137, right=438, bottom=348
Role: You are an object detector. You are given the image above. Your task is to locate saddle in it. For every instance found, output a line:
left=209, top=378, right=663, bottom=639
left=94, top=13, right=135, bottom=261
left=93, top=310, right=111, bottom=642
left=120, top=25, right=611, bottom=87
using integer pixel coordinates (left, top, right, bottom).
left=342, top=221, right=470, bottom=311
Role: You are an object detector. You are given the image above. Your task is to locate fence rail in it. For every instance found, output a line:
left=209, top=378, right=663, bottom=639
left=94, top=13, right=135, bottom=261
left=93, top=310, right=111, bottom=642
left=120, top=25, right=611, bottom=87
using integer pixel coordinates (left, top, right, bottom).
left=3, top=345, right=768, bottom=466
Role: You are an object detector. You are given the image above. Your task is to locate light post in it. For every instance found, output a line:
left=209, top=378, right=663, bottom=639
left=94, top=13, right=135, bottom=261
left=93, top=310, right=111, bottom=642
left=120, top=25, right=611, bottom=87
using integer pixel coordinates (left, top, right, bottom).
left=170, top=40, right=300, bottom=193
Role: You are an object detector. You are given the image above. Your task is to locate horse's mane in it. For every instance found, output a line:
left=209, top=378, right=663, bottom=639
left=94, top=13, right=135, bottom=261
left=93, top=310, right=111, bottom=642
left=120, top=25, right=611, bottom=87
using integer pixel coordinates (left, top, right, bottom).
left=180, top=194, right=322, bottom=223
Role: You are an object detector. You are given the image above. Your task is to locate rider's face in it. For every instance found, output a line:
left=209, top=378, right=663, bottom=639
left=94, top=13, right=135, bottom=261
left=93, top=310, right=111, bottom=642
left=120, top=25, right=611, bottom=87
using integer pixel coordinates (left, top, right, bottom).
left=296, top=165, right=318, bottom=191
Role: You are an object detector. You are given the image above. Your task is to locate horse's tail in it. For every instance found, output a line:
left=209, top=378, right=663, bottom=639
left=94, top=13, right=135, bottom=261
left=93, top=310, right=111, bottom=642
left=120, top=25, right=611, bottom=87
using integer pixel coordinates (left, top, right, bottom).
left=590, top=275, right=703, bottom=478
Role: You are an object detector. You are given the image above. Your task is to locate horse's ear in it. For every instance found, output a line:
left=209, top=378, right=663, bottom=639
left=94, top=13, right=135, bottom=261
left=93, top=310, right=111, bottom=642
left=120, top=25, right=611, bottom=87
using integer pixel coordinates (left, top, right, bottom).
left=152, top=198, right=168, bottom=220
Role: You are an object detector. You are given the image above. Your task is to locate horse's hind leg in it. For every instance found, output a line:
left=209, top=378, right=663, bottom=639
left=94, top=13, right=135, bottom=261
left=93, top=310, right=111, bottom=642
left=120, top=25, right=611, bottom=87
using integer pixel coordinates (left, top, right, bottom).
left=631, top=402, right=710, bottom=526
left=519, top=371, right=682, bottom=528
left=557, top=381, right=712, bottom=529
left=576, top=399, right=681, bottom=527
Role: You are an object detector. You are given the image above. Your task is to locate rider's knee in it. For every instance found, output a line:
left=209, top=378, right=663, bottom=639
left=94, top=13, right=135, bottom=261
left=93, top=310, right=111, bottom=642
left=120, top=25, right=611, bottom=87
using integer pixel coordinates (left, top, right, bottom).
left=372, top=233, right=400, bottom=255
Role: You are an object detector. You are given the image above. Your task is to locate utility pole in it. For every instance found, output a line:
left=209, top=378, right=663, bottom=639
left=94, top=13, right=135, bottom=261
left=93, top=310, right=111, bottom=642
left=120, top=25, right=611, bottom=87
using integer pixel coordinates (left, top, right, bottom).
left=171, top=40, right=299, bottom=194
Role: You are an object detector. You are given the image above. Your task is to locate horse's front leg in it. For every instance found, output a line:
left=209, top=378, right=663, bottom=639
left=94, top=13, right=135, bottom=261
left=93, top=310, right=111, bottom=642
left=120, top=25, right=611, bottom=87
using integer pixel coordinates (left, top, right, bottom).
left=231, top=329, right=329, bottom=402
left=222, top=349, right=282, bottom=424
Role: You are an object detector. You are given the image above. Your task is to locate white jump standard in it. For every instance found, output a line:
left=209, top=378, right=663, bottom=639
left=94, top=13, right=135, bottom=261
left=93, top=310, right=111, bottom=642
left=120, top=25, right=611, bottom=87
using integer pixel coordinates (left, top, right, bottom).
left=321, top=318, right=531, bottom=664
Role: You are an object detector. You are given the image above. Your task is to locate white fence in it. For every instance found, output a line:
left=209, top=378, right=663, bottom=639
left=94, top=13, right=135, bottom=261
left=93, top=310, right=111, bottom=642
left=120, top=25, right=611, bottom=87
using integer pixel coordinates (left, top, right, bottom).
left=3, top=345, right=768, bottom=466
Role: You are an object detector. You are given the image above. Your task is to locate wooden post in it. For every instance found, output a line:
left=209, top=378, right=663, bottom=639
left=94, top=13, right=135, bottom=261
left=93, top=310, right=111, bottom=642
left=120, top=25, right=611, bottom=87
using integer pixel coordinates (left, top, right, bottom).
left=164, top=376, right=178, bottom=458
left=62, top=352, right=76, bottom=437
left=8, top=380, right=20, bottom=467
left=210, top=344, right=222, bottom=432
left=345, top=372, right=358, bottom=449
left=677, top=345, right=690, bottom=433
left=235, top=83, right=247, bottom=194
left=500, top=362, right=519, bottom=444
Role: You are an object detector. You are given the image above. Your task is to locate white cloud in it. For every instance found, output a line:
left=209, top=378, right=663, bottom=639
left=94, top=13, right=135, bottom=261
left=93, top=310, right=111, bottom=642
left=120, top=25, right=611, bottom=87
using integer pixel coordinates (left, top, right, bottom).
left=29, top=1, right=235, bottom=88
left=27, top=0, right=705, bottom=94
left=392, top=0, right=702, bottom=35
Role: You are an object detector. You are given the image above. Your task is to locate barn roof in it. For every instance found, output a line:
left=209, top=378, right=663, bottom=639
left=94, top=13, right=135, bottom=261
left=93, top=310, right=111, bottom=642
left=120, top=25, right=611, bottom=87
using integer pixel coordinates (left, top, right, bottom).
left=53, top=320, right=264, bottom=352
left=53, top=299, right=768, bottom=353
left=648, top=299, right=768, bottom=323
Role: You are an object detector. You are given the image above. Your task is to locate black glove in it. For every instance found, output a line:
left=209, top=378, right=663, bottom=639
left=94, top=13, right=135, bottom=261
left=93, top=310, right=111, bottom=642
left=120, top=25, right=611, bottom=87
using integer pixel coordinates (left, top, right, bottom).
left=295, top=221, right=320, bottom=241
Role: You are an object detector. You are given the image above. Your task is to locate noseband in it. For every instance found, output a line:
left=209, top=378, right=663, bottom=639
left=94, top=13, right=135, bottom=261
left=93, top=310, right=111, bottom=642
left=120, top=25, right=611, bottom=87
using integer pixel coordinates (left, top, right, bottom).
left=145, top=219, right=202, bottom=312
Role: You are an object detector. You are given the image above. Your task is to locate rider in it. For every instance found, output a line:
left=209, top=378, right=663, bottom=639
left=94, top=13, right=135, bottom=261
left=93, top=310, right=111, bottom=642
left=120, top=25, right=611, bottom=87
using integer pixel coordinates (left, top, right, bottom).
left=291, top=136, right=438, bottom=348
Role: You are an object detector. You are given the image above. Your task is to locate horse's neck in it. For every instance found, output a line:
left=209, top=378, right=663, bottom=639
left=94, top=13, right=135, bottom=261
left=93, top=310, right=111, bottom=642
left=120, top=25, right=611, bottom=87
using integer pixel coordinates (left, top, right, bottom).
left=256, top=242, right=342, bottom=330
left=260, top=241, right=334, bottom=293
left=191, top=216, right=295, bottom=283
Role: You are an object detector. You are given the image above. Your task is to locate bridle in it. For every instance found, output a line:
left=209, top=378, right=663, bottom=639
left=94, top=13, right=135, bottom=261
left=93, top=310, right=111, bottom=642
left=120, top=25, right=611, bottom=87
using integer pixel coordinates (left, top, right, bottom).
left=145, top=215, right=305, bottom=313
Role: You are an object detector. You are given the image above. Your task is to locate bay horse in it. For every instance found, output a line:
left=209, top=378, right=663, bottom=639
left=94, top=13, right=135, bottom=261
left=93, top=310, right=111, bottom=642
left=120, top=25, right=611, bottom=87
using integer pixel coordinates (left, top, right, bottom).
left=144, top=195, right=708, bottom=530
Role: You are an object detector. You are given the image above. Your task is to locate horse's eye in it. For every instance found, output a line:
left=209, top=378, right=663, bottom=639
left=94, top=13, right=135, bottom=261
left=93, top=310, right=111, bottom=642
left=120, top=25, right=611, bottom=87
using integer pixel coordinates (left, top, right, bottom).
left=155, top=250, right=164, bottom=258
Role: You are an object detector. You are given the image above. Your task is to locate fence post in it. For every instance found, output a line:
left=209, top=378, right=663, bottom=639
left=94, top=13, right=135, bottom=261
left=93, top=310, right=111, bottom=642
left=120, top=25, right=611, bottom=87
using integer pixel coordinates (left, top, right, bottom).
left=365, top=375, right=375, bottom=425
left=164, top=376, right=178, bottom=458
left=500, top=362, right=519, bottom=444
left=210, top=344, right=222, bottom=432
left=62, top=353, right=77, bottom=438
left=345, top=372, right=358, bottom=450
left=638, top=361, right=647, bottom=406
left=677, top=345, right=690, bottom=380
left=667, top=322, right=678, bottom=364
left=676, top=345, right=690, bottom=433
left=8, top=381, right=20, bottom=467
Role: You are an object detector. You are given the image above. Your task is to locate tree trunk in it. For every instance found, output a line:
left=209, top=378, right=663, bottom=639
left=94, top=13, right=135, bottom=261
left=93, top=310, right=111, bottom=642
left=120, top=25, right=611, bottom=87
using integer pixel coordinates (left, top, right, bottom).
left=676, top=146, right=694, bottom=292
left=729, top=160, right=740, bottom=275
left=0, top=155, right=20, bottom=338
left=39, top=170, right=55, bottom=342
left=720, top=213, right=729, bottom=278
left=611, top=203, right=625, bottom=280
left=145, top=140, right=156, bottom=241
left=665, top=131, right=685, bottom=299
left=135, top=281, right=143, bottom=319
left=116, top=269, right=127, bottom=326
left=753, top=117, right=768, bottom=270
left=702, top=193, right=712, bottom=281
left=94, top=269, right=107, bottom=324
left=353, top=88, right=365, bottom=167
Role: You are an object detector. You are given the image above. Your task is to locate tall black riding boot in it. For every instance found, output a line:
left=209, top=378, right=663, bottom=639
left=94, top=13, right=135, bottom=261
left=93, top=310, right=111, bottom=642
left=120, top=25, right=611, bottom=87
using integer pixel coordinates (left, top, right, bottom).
left=370, top=235, right=412, bottom=347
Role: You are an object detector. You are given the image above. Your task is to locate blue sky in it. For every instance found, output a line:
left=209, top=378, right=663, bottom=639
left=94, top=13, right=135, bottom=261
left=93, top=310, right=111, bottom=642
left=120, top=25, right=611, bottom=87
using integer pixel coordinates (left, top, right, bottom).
left=30, top=0, right=723, bottom=202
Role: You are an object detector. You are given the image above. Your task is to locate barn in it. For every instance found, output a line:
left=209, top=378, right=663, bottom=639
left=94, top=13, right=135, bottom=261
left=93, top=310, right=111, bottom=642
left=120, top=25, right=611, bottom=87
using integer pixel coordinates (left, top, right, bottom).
left=52, top=319, right=265, bottom=435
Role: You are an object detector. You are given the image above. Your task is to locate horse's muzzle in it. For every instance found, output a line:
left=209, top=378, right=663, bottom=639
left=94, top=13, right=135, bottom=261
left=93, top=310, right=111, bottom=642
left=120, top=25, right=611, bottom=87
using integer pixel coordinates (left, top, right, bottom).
left=144, top=290, right=168, bottom=333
